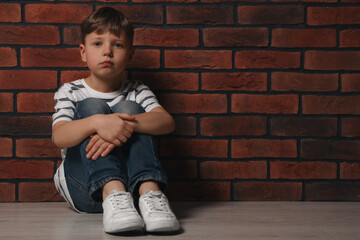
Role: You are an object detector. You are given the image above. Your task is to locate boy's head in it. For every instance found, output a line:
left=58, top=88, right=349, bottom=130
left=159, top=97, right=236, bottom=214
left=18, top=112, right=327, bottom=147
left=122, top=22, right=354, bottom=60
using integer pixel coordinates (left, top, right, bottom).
left=80, top=7, right=134, bottom=47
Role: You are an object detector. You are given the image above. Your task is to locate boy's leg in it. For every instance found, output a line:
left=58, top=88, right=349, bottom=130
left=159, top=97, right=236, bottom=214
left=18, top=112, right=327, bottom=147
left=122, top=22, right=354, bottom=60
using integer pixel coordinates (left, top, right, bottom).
left=112, top=101, right=179, bottom=232
left=64, top=98, right=127, bottom=212
left=138, top=180, right=160, bottom=195
left=111, top=101, right=168, bottom=195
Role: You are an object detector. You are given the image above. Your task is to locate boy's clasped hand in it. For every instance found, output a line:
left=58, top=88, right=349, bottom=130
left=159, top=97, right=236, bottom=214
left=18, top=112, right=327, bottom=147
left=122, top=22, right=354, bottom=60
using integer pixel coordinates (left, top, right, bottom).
left=85, top=113, right=135, bottom=160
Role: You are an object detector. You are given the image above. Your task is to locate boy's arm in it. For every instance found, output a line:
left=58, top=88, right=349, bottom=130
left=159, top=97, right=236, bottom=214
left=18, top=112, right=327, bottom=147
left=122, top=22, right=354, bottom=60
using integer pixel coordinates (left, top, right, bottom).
left=52, top=117, right=97, bottom=148
left=128, top=106, right=175, bottom=135
left=52, top=113, right=135, bottom=148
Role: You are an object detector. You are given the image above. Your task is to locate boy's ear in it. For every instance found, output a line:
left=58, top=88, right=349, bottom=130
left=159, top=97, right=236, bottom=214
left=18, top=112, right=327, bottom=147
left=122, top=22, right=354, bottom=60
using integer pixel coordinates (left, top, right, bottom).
left=79, top=44, right=87, bottom=63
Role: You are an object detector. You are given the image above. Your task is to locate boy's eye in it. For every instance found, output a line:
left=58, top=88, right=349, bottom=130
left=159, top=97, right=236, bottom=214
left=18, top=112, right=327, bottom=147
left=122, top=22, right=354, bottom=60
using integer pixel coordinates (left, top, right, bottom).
left=115, top=43, right=123, bottom=48
left=93, top=42, right=101, bottom=46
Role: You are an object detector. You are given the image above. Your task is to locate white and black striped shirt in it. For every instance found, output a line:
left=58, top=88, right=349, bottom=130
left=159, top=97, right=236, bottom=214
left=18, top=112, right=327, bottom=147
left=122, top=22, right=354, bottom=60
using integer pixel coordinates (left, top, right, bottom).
left=52, top=78, right=161, bottom=127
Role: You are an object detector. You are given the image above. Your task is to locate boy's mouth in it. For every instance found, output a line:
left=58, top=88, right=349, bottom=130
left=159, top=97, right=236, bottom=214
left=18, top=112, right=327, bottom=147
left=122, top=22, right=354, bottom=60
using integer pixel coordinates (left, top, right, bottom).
left=101, top=61, right=114, bottom=67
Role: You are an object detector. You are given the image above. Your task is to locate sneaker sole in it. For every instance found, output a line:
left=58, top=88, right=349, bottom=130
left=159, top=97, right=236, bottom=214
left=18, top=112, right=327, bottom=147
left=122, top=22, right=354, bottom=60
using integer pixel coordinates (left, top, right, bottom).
left=145, top=220, right=180, bottom=232
left=104, top=221, right=144, bottom=233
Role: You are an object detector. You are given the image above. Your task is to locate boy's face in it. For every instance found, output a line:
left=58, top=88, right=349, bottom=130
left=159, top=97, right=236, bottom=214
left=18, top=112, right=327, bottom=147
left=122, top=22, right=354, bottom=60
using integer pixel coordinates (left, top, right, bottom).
left=80, top=31, right=134, bottom=80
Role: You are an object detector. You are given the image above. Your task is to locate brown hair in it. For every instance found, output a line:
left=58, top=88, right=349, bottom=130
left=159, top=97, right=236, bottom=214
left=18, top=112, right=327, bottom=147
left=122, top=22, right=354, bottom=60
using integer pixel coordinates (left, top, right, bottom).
left=80, top=7, right=134, bottom=46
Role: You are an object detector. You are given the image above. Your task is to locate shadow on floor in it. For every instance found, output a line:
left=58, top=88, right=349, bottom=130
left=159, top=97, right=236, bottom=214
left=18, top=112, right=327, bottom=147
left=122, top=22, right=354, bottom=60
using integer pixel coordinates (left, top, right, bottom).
left=171, top=201, right=221, bottom=220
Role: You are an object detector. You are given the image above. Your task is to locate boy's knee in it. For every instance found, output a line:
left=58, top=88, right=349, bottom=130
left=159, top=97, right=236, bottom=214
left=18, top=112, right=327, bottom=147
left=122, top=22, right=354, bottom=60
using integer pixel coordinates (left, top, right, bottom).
left=111, top=101, right=145, bottom=115
left=77, top=98, right=111, bottom=117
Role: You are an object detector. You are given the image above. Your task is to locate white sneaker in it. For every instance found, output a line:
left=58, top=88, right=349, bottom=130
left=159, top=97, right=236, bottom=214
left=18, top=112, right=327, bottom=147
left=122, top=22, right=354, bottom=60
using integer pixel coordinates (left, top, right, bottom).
left=139, top=190, right=180, bottom=232
left=102, top=190, right=144, bottom=233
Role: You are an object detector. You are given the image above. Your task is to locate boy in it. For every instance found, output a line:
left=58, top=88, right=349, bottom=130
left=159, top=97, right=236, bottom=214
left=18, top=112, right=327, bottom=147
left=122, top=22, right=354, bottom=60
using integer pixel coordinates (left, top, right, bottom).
left=52, top=7, right=180, bottom=234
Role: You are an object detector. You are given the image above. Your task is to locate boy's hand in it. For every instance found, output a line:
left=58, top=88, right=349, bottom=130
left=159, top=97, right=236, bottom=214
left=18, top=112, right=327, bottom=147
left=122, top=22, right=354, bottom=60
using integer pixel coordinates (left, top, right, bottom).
left=85, top=134, right=116, bottom=160
left=94, top=113, right=135, bottom=146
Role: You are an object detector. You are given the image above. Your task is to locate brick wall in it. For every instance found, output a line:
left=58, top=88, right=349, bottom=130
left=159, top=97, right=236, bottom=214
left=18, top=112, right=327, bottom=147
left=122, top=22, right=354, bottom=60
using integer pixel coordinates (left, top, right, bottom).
left=0, top=0, right=359, bottom=202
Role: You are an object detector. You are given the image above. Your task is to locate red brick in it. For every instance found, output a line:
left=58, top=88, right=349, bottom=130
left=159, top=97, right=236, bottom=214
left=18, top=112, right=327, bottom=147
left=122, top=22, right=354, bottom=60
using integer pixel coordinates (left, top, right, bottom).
left=25, top=4, right=92, bottom=23
left=61, top=70, right=89, bottom=84
left=341, top=74, right=360, bottom=92
left=172, top=117, right=197, bottom=136
left=236, top=50, right=300, bottom=69
left=0, top=138, right=12, bottom=157
left=272, top=0, right=336, bottom=2
left=167, top=6, right=233, bottom=25
left=167, top=182, right=230, bottom=201
left=56, top=161, right=62, bottom=169
left=271, top=161, right=337, bottom=179
left=0, top=48, right=17, bottom=67
left=129, top=49, right=160, bottom=69
left=204, top=0, right=266, bottom=2
left=108, top=5, right=163, bottom=25
left=238, top=5, right=304, bottom=24
left=232, top=139, right=297, bottom=158
left=160, top=93, right=227, bottom=114
left=201, top=116, right=266, bottom=136
left=340, top=29, right=360, bottom=48
left=0, top=70, right=57, bottom=90
left=0, top=25, right=60, bottom=45
left=302, top=95, right=360, bottom=114
left=203, top=0, right=265, bottom=2
left=0, top=183, right=15, bottom=202
left=21, top=48, right=85, bottom=67
left=234, top=182, right=302, bottom=201
left=165, top=50, right=232, bottom=69
left=305, top=182, right=360, bottom=201
left=272, top=28, right=336, bottom=48
left=63, top=26, right=81, bottom=45
left=161, top=159, right=197, bottom=179
left=134, top=28, right=199, bottom=47
left=132, top=72, right=199, bottom=91
left=0, top=4, right=21, bottom=22
left=202, top=72, right=267, bottom=91
left=270, top=117, right=337, bottom=137
left=301, top=139, right=360, bottom=160
left=305, top=51, right=360, bottom=70
left=0, top=116, right=52, bottom=136
left=0, top=93, right=13, bottom=112
left=78, top=0, right=126, bottom=2
left=160, top=139, right=228, bottom=158
left=341, top=162, right=360, bottom=179
left=17, top=92, right=54, bottom=113
left=203, top=28, right=268, bottom=47
left=200, top=161, right=267, bottom=179
left=19, top=182, right=63, bottom=202
left=16, top=139, right=60, bottom=158
left=272, top=72, right=338, bottom=92
left=232, top=94, right=298, bottom=114
left=342, top=118, right=360, bottom=137
left=308, top=7, right=360, bottom=25
left=0, top=160, right=54, bottom=179
left=134, top=0, right=196, bottom=2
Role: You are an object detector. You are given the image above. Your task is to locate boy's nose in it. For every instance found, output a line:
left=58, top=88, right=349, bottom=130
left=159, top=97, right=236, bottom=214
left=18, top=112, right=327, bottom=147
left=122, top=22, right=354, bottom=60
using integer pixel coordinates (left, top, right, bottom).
left=103, top=45, right=113, bottom=57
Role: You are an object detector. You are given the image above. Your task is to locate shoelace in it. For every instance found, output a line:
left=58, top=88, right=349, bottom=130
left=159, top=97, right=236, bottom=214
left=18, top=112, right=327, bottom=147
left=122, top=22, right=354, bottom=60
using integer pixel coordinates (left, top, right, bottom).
left=109, top=192, right=132, bottom=212
left=143, top=193, right=169, bottom=213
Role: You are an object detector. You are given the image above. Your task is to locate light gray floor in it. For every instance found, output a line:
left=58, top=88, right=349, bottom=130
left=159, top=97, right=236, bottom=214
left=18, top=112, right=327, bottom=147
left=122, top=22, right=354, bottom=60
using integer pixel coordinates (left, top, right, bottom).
left=0, top=202, right=359, bottom=240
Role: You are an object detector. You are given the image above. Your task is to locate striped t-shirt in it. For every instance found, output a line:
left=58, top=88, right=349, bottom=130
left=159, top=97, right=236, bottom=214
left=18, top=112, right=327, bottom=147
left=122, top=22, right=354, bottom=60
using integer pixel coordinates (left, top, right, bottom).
left=52, top=78, right=161, bottom=127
